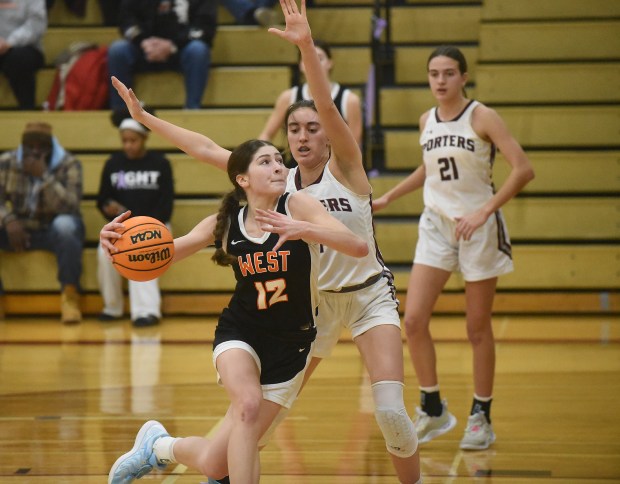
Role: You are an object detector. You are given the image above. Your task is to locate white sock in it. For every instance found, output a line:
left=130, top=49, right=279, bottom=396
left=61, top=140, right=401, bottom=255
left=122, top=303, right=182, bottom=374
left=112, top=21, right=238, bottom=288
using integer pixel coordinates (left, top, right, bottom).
left=153, top=436, right=179, bottom=464
left=419, top=384, right=440, bottom=393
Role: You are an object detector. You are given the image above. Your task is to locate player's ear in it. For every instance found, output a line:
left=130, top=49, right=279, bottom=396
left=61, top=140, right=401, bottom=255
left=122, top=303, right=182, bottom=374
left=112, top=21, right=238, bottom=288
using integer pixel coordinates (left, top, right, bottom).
left=236, top=174, right=249, bottom=188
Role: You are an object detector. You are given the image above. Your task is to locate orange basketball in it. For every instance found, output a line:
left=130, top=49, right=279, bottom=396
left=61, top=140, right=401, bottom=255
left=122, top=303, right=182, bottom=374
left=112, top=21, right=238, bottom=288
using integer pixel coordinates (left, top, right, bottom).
left=111, top=216, right=174, bottom=282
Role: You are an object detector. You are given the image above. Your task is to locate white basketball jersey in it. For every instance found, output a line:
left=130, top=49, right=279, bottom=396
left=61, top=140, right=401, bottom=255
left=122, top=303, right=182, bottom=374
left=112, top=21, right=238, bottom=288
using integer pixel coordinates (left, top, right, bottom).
left=420, top=100, right=496, bottom=219
left=286, top=162, right=387, bottom=292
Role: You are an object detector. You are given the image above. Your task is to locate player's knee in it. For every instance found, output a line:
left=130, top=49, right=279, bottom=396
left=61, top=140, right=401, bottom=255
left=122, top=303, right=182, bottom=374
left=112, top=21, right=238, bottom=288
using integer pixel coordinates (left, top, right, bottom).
left=233, top=393, right=262, bottom=426
left=374, top=405, right=418, bottom=457
left=372, top=381, right=418, bottom=458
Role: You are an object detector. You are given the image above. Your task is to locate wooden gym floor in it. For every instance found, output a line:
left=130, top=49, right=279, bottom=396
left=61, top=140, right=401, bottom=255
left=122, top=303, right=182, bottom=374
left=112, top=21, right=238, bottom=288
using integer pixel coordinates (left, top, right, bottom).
left=0, top=314, right=619, bottom=483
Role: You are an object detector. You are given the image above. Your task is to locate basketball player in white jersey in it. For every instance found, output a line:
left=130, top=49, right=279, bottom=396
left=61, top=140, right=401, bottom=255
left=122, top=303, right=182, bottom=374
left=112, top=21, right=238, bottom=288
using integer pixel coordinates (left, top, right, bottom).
left=109, top=0, right=421, bottom=478
left=374, top=45, right=535, bottom=450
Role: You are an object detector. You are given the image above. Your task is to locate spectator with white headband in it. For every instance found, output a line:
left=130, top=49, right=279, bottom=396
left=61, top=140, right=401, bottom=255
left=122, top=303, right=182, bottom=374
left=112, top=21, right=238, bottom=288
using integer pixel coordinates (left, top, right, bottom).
left=96, top=108, right=174, bottom=327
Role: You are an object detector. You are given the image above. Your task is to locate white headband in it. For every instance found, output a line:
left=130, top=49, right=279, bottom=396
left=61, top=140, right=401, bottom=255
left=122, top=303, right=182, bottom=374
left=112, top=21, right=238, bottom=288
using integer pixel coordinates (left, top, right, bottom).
left=119, top=118, right=148, bottom=135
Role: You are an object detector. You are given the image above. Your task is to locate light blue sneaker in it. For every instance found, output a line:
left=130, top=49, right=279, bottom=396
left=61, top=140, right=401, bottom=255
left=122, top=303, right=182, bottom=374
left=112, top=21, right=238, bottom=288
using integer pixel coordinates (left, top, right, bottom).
left=108, top=420, right=170, bottom=484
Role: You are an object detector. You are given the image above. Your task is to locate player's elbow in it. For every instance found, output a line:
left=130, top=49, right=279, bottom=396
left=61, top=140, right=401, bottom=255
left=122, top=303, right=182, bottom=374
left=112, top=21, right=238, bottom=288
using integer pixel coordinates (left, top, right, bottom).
left=519, top=164, right=535, bottom=187
left=350, top=239, right=369, bottom=258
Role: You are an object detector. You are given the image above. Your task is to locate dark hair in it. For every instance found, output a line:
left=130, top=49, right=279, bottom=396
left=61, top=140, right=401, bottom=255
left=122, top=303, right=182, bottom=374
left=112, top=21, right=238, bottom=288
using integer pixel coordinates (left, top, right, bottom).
left=427, top=45, right=468, bottom=96
left=427, top=45, right=468, bottom=74
left=211, top=139, right=276, bottom=266
left=284, top=99, right=317, bottom=131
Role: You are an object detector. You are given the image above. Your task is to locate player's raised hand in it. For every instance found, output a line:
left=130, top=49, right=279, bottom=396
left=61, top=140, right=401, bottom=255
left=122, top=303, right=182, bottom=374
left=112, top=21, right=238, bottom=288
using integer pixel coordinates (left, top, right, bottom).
left=256, top=208, right=306, bottom=252
left=111, top=76, right=146, bottom=122
left=268, top=0, right=312, bottom=47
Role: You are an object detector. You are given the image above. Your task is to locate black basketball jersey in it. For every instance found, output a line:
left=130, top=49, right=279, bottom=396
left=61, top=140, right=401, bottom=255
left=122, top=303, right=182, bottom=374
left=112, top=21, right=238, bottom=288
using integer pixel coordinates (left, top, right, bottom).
left=223, top=193, right=319, bottom=344
left=293, top=82, right=348, bottom=120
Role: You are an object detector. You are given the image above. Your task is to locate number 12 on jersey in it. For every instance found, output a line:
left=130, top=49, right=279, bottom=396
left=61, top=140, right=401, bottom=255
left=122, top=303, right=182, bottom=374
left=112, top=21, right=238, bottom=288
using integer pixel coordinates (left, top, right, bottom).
left=255, top=278, right=288, bottom=310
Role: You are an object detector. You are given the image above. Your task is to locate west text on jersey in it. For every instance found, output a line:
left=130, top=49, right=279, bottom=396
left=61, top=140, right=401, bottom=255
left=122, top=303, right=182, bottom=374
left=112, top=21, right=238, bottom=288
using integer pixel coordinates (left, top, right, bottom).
left=238, top=250, right=291, bottom=276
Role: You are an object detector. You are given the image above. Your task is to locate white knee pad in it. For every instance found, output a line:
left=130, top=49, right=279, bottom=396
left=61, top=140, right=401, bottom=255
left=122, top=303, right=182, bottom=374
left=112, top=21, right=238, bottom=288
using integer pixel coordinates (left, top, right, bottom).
left=372, top=380, right=418, bottom=458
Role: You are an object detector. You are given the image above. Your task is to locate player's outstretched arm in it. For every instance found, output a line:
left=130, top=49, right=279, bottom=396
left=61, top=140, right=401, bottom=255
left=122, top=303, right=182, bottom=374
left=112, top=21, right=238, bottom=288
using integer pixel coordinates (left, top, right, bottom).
left=268, top=0, right=367, bottom=193
left=111, top=76, right=230, bottom=171
left=172, top=214, right=217, bottom=263
left=256, top=192, right=368, bottom=257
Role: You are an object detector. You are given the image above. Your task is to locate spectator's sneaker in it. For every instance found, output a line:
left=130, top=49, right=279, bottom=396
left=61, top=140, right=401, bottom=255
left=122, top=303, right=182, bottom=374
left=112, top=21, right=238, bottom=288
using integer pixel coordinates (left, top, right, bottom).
left=459, top=412, right=496, bottom=450
left=108, top=420, right=169, bottom=484
left=413, top=400, right=457, bottom=444
left=61, top=284, right=81, bottom=324
left=254, top=7, right=279, bottom=27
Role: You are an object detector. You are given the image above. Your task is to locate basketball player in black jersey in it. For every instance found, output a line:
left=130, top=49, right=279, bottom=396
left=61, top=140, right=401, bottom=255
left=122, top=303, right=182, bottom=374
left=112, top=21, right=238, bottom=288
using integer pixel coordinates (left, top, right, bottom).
left=103, top=139, right=367, bottom=483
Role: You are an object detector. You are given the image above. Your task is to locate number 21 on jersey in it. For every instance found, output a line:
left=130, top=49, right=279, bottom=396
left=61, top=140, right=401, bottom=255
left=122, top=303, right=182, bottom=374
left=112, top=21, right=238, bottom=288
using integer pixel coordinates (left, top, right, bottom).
left=438, top=157, right=459, bottom=181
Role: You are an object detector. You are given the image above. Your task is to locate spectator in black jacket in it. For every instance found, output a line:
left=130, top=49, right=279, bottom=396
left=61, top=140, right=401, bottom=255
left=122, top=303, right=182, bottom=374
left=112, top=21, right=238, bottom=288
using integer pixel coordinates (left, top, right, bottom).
left=108, top=0, right=217, bottom=110
left=96, top=109, right=174, bottom=327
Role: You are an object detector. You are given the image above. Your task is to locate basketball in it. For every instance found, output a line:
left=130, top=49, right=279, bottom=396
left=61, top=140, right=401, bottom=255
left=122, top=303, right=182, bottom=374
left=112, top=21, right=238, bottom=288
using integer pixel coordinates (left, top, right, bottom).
left=111, top=216, right=175, bottom=282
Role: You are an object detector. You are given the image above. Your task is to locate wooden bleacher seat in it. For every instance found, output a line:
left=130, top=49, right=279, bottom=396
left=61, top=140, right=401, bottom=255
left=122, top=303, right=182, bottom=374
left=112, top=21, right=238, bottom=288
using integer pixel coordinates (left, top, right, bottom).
left=479, top=20, right=620, bottom=62
left=476, top=63, right=620, bottom=104
left=0, top=110, right=277, bottom=152
left=390, top=5, right=481, bottom=43
left=0, top=66, right=291, bottom=109
left=379, top=88, right=440, bottom=126
left=481, top=0, right=620, bottom=21
left=330, top=47, right=371, bottom=86
left=307, top=8, right=374, bottom=44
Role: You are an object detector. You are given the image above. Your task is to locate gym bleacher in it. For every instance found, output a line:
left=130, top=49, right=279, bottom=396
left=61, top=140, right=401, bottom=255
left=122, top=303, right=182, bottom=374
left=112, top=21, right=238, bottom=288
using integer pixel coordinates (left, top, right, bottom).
left=0, top=0, right=618, bottom=317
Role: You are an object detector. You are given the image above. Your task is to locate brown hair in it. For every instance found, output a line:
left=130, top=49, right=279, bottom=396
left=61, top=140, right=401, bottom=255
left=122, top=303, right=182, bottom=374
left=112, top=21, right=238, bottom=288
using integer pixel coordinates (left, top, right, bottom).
left=211, top=139, right=275, bottom=266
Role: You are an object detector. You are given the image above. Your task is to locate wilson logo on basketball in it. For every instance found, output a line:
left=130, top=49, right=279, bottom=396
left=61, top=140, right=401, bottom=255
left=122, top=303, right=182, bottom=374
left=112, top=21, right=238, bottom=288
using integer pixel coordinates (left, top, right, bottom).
left=130, top=230, right=163, bottom=245
left=127, top=247, right=172, bottom=264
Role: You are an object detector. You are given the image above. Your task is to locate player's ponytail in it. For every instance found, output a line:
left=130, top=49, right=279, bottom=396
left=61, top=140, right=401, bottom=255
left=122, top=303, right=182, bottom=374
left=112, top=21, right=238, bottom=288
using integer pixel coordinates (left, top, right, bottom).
left=212, top=189, right=242, bottom=266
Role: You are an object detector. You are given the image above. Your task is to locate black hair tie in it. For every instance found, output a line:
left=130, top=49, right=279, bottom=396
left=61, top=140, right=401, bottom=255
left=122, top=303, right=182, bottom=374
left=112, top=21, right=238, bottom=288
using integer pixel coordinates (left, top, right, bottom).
left=214, top=240, right=222, bottom=249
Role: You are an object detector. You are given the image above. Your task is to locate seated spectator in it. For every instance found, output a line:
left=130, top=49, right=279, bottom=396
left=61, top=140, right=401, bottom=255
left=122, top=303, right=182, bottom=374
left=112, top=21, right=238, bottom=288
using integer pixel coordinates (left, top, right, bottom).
left=258, top=38, right=362, bottom=148
left=0, top=122, right=85, bottom=323
left=108, top=0, right=217, bottom=110
left=0, top=0, right=46, bottom=110
left=96, top=109, right=174, bottom=327
left=220, top=0, right=279, bottom=27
